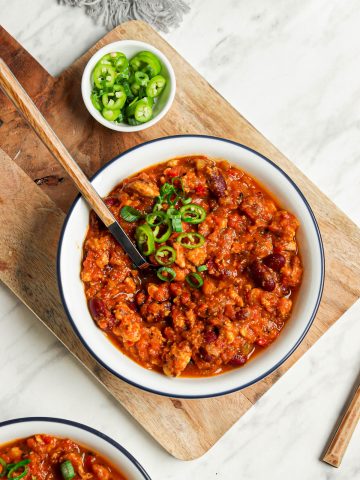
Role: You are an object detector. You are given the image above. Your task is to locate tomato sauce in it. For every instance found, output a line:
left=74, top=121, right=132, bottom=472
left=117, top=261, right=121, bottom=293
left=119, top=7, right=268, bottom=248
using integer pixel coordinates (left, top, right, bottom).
left=0, top=434, right=127, bottom=480
left=81, top=156, right=303, bottom=377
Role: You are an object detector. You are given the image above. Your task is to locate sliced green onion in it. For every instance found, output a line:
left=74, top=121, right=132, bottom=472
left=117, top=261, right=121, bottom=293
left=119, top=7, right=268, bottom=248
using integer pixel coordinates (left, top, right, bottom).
left=157, top=267, right=176, bottom=282
left=7, top=460, right=31, bottom=480
left=176, top=232, right=205, bottom=249
left=159, top=182, right=175, bottom=199
left=120, top=206, right=143, bottom=222
left=60, top=461, right=75, bottom=480
left=171, top=176, right=185, bottom=194
left=166, top=207, right=180, bottom=218
left=0, top=459, right=6, bottom=478
left=135, top=224, right=155, bottom=255
left=185, top=272, right=204, bottom=289
left=179, top=204, right=207, bottom=224
left=181, top=197, right=192, bottom=205
left=197, top=265, right=208, bottom=272
left=155, top=246, right=176, bottom=266
left=171, top=217, right=183, bottom=233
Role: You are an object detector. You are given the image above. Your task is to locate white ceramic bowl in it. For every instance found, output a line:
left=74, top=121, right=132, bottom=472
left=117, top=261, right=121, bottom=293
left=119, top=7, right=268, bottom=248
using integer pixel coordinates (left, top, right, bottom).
left=58, top=135, right=324, bottom=399
left=0, top=417, right=150, bottom=480
left=81, top=40, right=176, bottom=132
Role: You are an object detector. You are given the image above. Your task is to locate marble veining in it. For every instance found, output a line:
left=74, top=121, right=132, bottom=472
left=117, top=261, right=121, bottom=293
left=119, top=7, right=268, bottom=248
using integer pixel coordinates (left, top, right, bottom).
left=0, top=0, right=359, bottom=478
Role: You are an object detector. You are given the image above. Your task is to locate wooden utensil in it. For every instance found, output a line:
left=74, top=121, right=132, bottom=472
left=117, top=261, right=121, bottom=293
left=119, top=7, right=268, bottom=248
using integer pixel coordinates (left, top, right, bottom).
left=0, top=57, right=148, bottom=269
left=322, top=381, right=360, bottom=467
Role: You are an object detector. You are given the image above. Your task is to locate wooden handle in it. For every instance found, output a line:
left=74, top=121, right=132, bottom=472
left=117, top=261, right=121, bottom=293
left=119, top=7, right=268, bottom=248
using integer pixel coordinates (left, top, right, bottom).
left=0, top=57, right=115, bottom=227
left=0, top=58, right=148, bottom=268
left=323, top=383, right=360, bottom=467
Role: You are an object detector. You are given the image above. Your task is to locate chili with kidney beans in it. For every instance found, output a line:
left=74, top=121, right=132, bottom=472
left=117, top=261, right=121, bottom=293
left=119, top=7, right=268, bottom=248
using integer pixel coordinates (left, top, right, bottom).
left=0, top=434, right=127, bottom=480
left=81, top=156, right=303, bottom=377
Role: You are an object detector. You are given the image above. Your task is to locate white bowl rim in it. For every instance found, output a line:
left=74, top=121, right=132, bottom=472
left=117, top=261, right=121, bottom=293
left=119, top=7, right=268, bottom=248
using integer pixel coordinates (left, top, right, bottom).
left=0, top=417, right=151, bottom=480
left=81, top=40, right=176, bottom=132
left=57, top=134, right=325, bottom=399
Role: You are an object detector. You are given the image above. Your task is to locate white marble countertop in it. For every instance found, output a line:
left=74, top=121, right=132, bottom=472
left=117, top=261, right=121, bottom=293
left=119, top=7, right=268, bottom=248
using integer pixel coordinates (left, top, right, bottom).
left=0, top=1, right=359, bottom=478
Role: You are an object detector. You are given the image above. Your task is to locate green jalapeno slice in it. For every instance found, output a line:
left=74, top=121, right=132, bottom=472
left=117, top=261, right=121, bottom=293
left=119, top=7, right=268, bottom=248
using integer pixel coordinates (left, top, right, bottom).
left=185, top=272, right=204, bottom=289
left=146, top=210, right=167, bottom=226
left=134, top=99, right=152, bottom=123
left=135, top=224, right=155, bottom=255
left=102, top=109, right=121, bottom=121
left=153, top=218, right=172, bottom=243
left=130, top=51, right=162, bottom=76
left=134, top=71, right=149, bottom=86
left=157, top=267, right=176, bottom=282
left=102, top=85, right=126, bottom=110
left=176, top=232, right=205, bottom=249
left=91, top=92, right=102, bottom=111
left=179, top=204, right=207, bottom=224
left=146, top=75, right=166, bottom=98
left=7, top=460, right=31, bottom=480
left=0, top=458, right=7, bottom=478
left=155, top=246, right=177, bottom=266
left=93, top=64, right=116, bottom=89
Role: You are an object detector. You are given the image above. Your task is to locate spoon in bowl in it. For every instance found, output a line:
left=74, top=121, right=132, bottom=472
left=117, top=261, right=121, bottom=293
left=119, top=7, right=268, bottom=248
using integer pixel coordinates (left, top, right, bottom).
left=0, top=58, right=149, bottom=269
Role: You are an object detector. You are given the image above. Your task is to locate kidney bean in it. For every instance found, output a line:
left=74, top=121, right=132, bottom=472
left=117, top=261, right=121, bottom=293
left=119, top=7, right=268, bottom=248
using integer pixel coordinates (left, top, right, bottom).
left=88, top=298, right=106, bottom=321
left=204, top=329, right=217, bottom=343
left=249, top=260, right=276, bottom=292
left=207, top=168, right=227, bottom=198
left=229, top=354, right=247, bottom=366
left=104, top=196, right=119, bottom=207
left=263, top=253, right=285, bottom=272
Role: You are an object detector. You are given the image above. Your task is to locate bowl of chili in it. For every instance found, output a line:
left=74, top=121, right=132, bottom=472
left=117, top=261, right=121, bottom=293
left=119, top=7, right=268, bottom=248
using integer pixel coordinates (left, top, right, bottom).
left=81, top=40, right=176, bottom=132
left=57, top=135, right=324, bottom=398
left=0, top=417, right=151, bottom=480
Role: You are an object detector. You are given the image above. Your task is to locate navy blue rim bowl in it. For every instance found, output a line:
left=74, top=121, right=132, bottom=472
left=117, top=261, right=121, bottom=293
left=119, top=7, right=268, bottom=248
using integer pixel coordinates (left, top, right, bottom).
left=57, top=134, right=325, bottom=399
left=0, top=417, right=151, bottom=480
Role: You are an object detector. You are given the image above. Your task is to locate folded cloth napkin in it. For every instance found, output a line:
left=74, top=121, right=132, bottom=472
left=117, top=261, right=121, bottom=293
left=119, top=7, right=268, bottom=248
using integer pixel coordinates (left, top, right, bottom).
left=58, top=0, right=190, bottom=32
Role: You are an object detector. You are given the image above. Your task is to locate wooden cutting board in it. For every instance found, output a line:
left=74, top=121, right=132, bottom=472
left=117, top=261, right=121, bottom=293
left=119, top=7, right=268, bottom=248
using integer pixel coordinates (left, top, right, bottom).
left=0, top=21, right=359, bottom=460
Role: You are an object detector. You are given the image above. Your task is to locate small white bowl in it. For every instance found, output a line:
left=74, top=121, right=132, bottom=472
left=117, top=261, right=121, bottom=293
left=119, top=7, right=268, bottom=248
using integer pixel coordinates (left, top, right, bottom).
left=58, top=135, right=324, bottom=399
left=81, top=40, right=176, bottom=132
left=0, top=417, right=151, bottom=480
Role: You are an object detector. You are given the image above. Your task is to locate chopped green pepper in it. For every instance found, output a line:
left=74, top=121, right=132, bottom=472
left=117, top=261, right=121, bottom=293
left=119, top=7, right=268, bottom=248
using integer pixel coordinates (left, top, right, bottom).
left=93, top=64, right=116, bottom=89
left=135, top=224, right=155, bottom=255
left=146, top=75, right=166, bottom=98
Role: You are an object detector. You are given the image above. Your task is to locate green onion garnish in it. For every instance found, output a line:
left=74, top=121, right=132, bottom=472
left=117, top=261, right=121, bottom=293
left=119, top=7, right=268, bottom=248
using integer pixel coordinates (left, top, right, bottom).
left=120, top=205, right=142, bottom=222
left=60, top=461, right=75, bottom=480
left=197, top=265, right=208, bottom=272
left=171, top=217, right=183, bottom=232
left=157, top=267, right=176, bottom=282
left=185, top=272, right=204, bottom=289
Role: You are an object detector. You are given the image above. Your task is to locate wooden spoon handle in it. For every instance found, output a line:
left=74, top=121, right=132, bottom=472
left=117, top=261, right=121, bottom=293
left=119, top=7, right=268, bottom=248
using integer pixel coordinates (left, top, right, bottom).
left=323, top=383, right=360, bottom=467
left=0, top=58, right=148, bottom=268
left=0, top=57, right=115, bottom=227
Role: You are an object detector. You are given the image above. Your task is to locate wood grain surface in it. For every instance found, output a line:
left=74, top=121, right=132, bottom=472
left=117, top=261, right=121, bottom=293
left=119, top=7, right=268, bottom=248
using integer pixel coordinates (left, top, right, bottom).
left=0, top=21, right=360, bottom=460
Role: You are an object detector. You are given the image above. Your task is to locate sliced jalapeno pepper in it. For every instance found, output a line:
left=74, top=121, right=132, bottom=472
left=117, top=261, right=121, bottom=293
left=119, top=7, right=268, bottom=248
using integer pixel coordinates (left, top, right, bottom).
left=135, top=224, right=155, bottom=255
left=155, top=246, right=177, bottom=266
left=157, top=267, right=176, bottom=282
left=102, top=108, right=121, bottom=121
left=146, top=75, right=166, bottom=98
left=102, top=85, right=126, bottom=110
left=185, top=272, right=204, bottom=289
left=179, top=204, right=207, bottom=224
left=134, top=99, right=152, bottom=123
left=93, top=64, right=116, bottom=89
left=91, top=92, right=102, bottom=111
left=146, top=210, right=167, bottom=226
left=130, top=51, right=162, bottom=76
left=134, top=71, right=149, bottom=86
left=176, top=232, right=205, bottom=249
left=153, top=218, right=172, bottom=243
left=130, top=82, right=141, bottom=96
